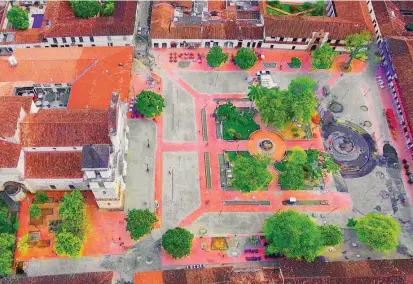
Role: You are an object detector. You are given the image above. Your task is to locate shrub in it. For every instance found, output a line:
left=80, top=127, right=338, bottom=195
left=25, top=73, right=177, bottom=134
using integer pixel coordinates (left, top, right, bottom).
left=290, top=57, right=302, bottom=68
left=347, top=218, right=357, bottom=227
left=100, top=1, right=115, bottom=17
left=319, top=225, right=343, bottom=246
left=126, top=209, right=158, bottom=240
left=7, top=7, right=29, bottom=30
left=17, top=234, right=31, bottom=255
left=71, top=0, right=100, bottom=19
left=29, top=204, right=41, bottom=219
left=407, top=23, right=413, bottom=32
left=34, top=192, right=49, bottom=204
left=207, top=46, right=229, bottom=67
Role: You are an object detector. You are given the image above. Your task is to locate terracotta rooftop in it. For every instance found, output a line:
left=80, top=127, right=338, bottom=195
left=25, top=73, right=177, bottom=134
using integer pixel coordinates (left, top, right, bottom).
left=24, top=151, right=83, bottom=179
left=135, top=259, right=413, bottom=284
left=0, top=96, right=32, bottom=138
left=0, top=140, right=21, bottom=168
left=372, top=0, right=413, bottom=37
left=0, top=46, right=133, bottom=109
left=387, top=37, right=413, bottom=136
left=20, top=109, right=110, bottom=147
left=263, top=1, right=373, bottom=40
left=3, top=272, right=113, bottom=284
left=150, top=2, right=263, bottom=40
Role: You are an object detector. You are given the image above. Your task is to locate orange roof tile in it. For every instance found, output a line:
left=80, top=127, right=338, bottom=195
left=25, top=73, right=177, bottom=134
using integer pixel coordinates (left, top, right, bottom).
left=24, top=151, right=83, bottom=179
left=134, top=271, right=164, bottom=284
left=20, top=109, right=110, bottom=147
left=0, top=46, right=133, bottom=109
left=0, top=96, right=32, bottom=138
left=0, top=140, right=21, bottom=168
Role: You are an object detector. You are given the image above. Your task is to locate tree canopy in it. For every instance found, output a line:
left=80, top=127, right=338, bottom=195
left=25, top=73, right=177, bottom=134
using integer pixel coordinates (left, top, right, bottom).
left=263, top=210, right=323, bottom=262
left=344, top=31, right=371, bottom=69
left=278, top=163, right=305, bottom=190
left=290, top=57, right=302, bottom=68
left=34, top=192, right=49, bottom=204
left=0, top=233, right=15, bottom=276
left=235, top=48, right=257, bottom=70
left=100, top=1, right=115, bottom=16
left=247, top=84, right=264, bottom=102
left=135, top=91, right=165, bottom=118
left=71, top=0, right=101, bottom=19
left=7, top=7, right=29, bottom=30
left=232, top=154, right=273, bottom=192
left=126, top=209, right=158, bottom=240
left=207, top=46, right=229, bottom=67
left=216, top=101, right=238, bottom=121
left=162, top=227, right=194, bottom=259
left=256, top=77, right=318, bottom=129
left=56, top=190, right=86, bottom=257
left=29, top=204, right=41, bottom=219
left=311, top=44, right=338, bottom=69
left=320, top=225, right=343, bottom=246
left=355, top=213, right=401, bottom=252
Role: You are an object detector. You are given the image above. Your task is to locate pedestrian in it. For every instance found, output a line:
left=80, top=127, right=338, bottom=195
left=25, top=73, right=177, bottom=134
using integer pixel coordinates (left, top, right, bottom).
left=341, top=73, right=344, bottom=77
left=342, top=251, right=347, bottom=254
left=168, top=170, right=171, bottom=175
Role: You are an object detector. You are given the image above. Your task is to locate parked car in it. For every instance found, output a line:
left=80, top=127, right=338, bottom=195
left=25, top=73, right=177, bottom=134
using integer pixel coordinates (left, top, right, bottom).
left=256, top=70, right=271, bottom=77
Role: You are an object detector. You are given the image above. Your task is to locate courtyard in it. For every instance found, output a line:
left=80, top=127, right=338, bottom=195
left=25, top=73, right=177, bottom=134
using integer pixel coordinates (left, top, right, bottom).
left=124, top=47, right=413, bottom=266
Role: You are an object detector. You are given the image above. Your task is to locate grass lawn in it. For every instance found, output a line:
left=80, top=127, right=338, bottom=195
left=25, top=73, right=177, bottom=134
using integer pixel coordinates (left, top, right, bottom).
left=266, top=1, right=324, bottom=16
left=226, top=151, right=252, bottom=162
left=222, top=112, right=260, bottom=140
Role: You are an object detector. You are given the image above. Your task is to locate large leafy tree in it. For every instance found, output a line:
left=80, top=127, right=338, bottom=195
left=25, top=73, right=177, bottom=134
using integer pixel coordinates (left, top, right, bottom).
left=126, top=209, right=158, bottom=240
left=7, top=7, right=29, bottom=30
left=232, top=154, right=273, bottom=192
left=289, top=147, right=308, bottom=166
left=0, top=233, right=15, bottom=276
left=56, top=190, right=86, bottom=257
left=207, top=46, right=229, bottom=67
left=263, top=210, right=323, bottom=262
left=135, top=91, right=165, bottom=118
left=247, top=84, right=264, bottom=102
left=287, top=77, right=317, bottom=123
left=216, top=102, right=238, bottom=121
left=235, top=48, right=257, bottom=70
left=311, top=44, right=338, bottom=69
left=71, top=0, right=101, bottom=19
left=355, top=213, right=401, bottom=252
left=256, top=89, right=290, bottom=129
left=162, top=227, right=194, bottom=259
left=344, top=31, right=371, bottom=69
left=278, top=163, right=305, bottom=190
left=319, top=225, right=343, bottom=246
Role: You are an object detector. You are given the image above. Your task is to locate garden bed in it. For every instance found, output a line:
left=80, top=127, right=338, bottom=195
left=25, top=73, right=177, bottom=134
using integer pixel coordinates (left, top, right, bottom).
left=278, top=122, right=308, bottom=140
left=211, top=237, right=229, bottom=251
left=266, top=1, right=324, bottom=16
left=226, top=151, right=252, bottom=162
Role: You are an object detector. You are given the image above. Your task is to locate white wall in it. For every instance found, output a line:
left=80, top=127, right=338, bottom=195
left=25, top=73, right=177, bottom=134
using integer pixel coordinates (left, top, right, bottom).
left=24, top=146, right=83, bottom=152
left=151, top=38, right=263, bottom=49
left=25, top=178, right=85, bottom=191
left=366, top=0, right=383, bottom=43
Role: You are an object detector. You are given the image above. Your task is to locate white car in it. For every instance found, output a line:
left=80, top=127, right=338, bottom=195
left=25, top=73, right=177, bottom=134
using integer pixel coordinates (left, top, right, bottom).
left=256, top=70, right=270, bottom=77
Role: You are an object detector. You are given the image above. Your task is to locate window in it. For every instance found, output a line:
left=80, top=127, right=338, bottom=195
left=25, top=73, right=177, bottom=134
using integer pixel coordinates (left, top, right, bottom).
left=53, top=38, right=57, bottom=43
left=301, top=38, right=306, bottom=42
left=71, top=37, right=75, bottom=43
left=79, top=37, right=84, bottom=43
left=292, top=38, right=297, bottom=42
left=51, top=44, right=58, bottom=47
left=247, top=42, right=251, bottom=47
left=327, top=39, right=332, bottom=43
left=154, top=43, right=159, bottom=48
left=78, top=44, right=82, bottom=47
left=270, top=45, right=274, bottom=49
left=98, top=182, right=105, bottom=188
left=89, top=36, right=94, bottom=42
left=108, top=43, right=113, bottom=46
left=50, top=185, right=56, bottom=189
left=292, top=46, right=296, bottom=50
left=62, top=37, right=67, bottom=43
left=280, top=37, right=284, bottom=41
left=91, top=44, right=96, bottom=47
left=69, top=185, right=75, bottom=189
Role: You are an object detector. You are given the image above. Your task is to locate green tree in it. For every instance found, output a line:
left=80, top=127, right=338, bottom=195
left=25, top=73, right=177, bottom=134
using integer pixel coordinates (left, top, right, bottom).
left=290, top=57, right=302, bottom=68
left=344, top=31, right=371, bottom=69
left=7, top=7, right=29, bottom=30
left=0, top=233, right=15, bottom=276
left=34, top=192, right=49, bottom=204
left=71, top=0, right=100, bottom=19
left=126, top=209, right=158, bottom=240
left=278, top=163, right=305, bottom=190
left=232, top=154, right=273, bottom=192
left=320, top=152, right=340, bottom=173
left=207, top=46, right=229, bottom=67
left=100, top=1, right=115, bottom=16
left=319, top=225, right=343, bottom=246
left=162, top=227, right=194, bottom=259
left=216, top=102, right=238, bottom=121
left=247, top=84, right=263, bottom=102
left=287, top=77, right=317, bottom=123
left=289, top=147, right=308, bottom=165
left=135, top=90, right=165, bottom=118
left=263, top=210, right=323, bottom=262
left=407, top=23, right=413, bottom=32
left=56, top=190, right=86, bottom=257
left=347, top=218, right=357, bottom=227
left=311, top=44, right=338, bottom=69
left=355, top=213, right=401, bottom=252
left=256, top=89, right=290, bottom=129
left=55, top=231, right=83, bottom=257
left=17, top=234, right=31, bottom=255
left=235, top=48, right=257, bottom=70
left=29, top=204, right=41, bottom=219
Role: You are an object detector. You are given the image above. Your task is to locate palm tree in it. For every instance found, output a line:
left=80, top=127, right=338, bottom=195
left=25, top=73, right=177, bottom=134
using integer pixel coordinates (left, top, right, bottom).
left=247, top=84, right=262, bottom=111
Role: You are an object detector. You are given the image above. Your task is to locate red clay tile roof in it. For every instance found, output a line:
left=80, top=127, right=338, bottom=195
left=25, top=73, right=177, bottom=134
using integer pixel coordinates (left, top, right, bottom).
left=0, top=140, right=21, bottom=168
left=0, top=46, right=133, bottom=109
left=3, top=272, right=113, bottom=284
left=24, top=151, right=83, bottom=179
left=42, top=1, right=137, bottom=38
left=20, top=109, right=110, bottom=147
left=387, top=37, right=413, bottom=136
left=0, top=96, right=32, bottom=138
left=372, top=0, right=413, bottom=37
